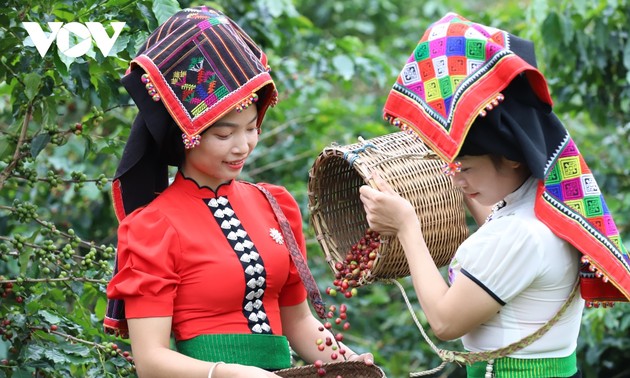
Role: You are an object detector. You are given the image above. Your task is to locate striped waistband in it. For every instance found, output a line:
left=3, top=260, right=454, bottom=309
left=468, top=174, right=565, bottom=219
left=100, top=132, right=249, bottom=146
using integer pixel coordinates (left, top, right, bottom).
left=176, top=333, right=292, bottom=370
left=467, top=350, right=577, bottom=378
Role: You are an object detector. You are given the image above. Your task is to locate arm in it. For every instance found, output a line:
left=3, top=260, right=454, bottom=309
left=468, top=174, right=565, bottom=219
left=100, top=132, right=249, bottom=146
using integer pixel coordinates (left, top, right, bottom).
left=359, top=176, right=501, bottom=340
left=128, top=317, right=279, bottom=378
left=395, top=222, right=502, bottom=339
left=280, top=300, right=373, bottom=364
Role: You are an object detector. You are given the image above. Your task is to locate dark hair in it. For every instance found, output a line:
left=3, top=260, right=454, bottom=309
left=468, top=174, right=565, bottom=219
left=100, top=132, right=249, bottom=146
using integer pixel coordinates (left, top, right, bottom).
left=487, top=154, right=531, bottom=176
left=161, top=121, right=185, bottom=168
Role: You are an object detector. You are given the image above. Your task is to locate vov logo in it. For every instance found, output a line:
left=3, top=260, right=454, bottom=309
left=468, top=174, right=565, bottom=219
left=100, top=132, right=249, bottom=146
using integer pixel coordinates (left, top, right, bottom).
left=22, top=22, right=126, bottom=58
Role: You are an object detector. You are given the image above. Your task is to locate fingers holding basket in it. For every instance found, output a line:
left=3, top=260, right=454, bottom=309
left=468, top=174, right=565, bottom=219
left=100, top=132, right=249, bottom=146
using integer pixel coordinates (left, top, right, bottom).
left=346, top=351, right=374, bottom=366
left=365, top=172, right=395, bottom=193
left=359, top=182, right=418, bottom=236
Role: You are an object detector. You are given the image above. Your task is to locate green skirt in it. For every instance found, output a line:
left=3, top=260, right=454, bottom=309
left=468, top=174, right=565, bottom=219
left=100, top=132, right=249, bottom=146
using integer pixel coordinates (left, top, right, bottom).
left=466, top=350, right=577, bottom=378
left=176, top=333, right=292, bottom=370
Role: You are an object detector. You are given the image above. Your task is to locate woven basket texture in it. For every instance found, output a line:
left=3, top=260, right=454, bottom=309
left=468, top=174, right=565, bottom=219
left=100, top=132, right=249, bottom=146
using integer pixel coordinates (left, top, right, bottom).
left=308, top=132, right=469, bottom=285
left=275, top=360, right=386, bottom=378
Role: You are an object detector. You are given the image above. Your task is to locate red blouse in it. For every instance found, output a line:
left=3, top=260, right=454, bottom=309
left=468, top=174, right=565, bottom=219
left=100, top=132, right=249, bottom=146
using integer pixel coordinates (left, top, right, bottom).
left=106, top=173, right=307, bottom=341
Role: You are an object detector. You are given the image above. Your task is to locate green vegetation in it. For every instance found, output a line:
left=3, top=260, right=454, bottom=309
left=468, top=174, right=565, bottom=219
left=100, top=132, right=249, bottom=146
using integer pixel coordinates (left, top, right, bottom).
left=1, top=0, right=628, bottom=376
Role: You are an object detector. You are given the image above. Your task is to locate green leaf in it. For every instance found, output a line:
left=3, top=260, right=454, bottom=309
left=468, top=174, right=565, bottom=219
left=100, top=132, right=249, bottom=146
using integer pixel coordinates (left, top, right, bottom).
left=30, top=133, right=50, bottom=158
left=45, top=348, right=70, bottom=364
left=24, top=72, right=42, bottom=101
left=6, top=368, right=32, bottom=378
left=623, top=39, right=630, bottom=72
left=25, top=344, right=46, bottom=361
left=152, top=0, right=181, bottom=25
left=136, top=3, right=158, bottom=31
left=332, top=54, right=354, bottom=81
left=0, top=138, right=11, bottom=160
left=260, top=0, right=286, bottom=18
left=57, top=49, right=75, bottom=72
left=53, top=51, right=69, bottom=76
left=19, top=245, right=35, bottom=275
left=94, top=296, right=107, bottom=319
left=83, top=134, right=94, bottom=160
left=39, top=309, right=62, bottom=324
left=63, top=343, right=91, bottom=357
left=107, top=34, right=130, bottom=57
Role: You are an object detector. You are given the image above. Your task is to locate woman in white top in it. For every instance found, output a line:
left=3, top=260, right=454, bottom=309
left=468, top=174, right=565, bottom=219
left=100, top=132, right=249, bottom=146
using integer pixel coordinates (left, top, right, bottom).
left=359, top=12, right=630, bottom=378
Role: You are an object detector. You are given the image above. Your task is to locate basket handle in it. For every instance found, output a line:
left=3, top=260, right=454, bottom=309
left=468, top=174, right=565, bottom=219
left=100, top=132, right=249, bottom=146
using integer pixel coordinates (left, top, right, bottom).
left=246, top=182, right=327, bottom=320
left=340, top=137, right=441, bottom=171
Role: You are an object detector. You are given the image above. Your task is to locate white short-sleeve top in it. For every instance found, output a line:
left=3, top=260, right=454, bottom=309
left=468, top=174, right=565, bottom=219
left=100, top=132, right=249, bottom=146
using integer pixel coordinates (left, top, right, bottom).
left=448, top=176, right=584, bottom=358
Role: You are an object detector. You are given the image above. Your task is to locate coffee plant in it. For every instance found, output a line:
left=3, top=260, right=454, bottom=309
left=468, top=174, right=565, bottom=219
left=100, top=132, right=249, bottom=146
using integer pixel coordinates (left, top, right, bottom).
left=2, top=0, right=629, bottom=377
left=0, top=0, right=181, bottom=376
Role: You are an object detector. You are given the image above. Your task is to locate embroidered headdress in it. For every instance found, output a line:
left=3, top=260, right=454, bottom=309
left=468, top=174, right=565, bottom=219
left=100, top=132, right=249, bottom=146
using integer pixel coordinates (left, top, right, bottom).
left=111, top=6, right=278, bottom=221
left=383, top=12, right=630, bottom=304
left=105, top=6, right=278, bottom=337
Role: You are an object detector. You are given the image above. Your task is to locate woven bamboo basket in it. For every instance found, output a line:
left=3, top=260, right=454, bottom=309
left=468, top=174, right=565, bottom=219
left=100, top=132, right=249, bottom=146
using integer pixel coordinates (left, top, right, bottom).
left=276, top=360, right=386, bottom=378
left=308, top=132, right=469, bottom=285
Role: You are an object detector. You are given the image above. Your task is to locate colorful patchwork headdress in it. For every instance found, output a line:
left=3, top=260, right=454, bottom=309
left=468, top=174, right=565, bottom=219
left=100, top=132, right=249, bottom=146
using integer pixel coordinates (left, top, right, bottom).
left=111, top=5, right=278, bottom=221
left=383, top=12, right=630, bottom=305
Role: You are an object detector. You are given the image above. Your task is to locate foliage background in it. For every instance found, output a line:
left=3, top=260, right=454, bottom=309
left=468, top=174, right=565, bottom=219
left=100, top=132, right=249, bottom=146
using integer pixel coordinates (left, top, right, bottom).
left=0, top=0, right=629, bottom=377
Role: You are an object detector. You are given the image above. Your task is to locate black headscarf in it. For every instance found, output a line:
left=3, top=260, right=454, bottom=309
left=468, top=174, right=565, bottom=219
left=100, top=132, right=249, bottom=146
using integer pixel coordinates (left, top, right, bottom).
left=458, top=74, right=567, bottom=179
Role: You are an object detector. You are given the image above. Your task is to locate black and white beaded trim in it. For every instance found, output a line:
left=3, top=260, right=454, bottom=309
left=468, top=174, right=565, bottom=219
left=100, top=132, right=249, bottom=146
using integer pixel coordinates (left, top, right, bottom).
left=207, top=196, right=272, bottom=334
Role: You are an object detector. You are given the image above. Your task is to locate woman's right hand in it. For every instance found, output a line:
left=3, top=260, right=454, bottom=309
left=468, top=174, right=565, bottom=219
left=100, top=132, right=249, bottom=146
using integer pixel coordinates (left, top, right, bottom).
left=214, top=363, right=281, bottom=377
left=359, top=173, right=419, bottom=236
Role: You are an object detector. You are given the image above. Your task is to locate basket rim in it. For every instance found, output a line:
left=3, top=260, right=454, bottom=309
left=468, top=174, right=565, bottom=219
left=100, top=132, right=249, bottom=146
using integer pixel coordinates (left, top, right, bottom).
left=274, top=359, right=386, bottom=376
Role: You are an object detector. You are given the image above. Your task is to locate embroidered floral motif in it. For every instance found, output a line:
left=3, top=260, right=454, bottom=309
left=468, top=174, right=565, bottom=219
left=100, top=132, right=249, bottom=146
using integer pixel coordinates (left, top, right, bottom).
left=269, top=228, right=284, bottom=244
left=170, top=57, right=229, bottom=117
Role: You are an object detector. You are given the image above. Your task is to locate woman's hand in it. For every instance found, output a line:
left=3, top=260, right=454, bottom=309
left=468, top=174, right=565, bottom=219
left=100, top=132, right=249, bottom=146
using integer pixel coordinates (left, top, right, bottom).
left=213, top=363, right=280, bottom=377
left=359, top=173, right=419, bottom=236
left=346, top=351, right=374, bottom=365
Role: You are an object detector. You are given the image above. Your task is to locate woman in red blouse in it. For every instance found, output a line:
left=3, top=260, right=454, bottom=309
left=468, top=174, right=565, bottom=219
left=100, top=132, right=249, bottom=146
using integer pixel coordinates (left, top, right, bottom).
left=105, top=6, right=373, bottom=378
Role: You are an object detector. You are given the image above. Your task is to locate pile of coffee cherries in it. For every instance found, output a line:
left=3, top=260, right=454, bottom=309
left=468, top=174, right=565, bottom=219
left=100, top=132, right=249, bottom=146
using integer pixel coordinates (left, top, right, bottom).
left=328, top=228, right=381, bottom=297
left=313, top=229, right=381, bottom=377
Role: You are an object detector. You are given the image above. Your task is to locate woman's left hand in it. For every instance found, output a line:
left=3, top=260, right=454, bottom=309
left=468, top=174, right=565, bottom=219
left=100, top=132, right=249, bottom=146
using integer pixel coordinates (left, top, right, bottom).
left=346, top=352, right=374, bottom=365
left=359, top=173, right=418, bottom=236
